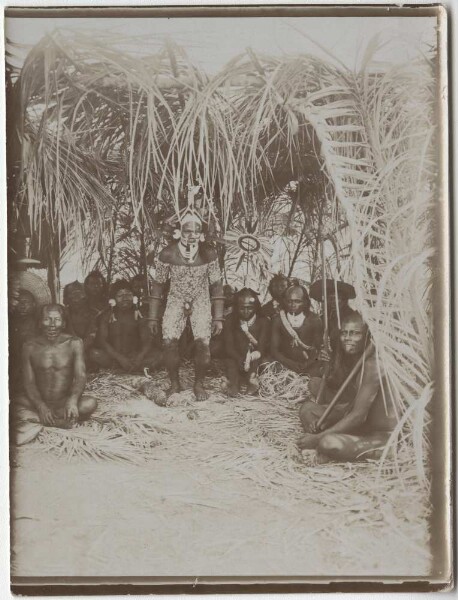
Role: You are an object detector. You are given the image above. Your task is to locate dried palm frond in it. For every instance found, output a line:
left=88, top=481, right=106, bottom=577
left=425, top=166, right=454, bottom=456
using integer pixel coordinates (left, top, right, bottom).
left=11, top=30, right=437, bottom=482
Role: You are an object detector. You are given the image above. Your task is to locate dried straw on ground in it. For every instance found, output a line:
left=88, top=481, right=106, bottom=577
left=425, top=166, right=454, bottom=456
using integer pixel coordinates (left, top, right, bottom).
left=30, top=367, right=430, bottom=552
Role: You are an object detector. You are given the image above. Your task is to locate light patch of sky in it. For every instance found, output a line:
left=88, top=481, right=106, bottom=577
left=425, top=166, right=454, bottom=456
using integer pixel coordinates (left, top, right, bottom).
left=6, top=16, right=437, bottom=73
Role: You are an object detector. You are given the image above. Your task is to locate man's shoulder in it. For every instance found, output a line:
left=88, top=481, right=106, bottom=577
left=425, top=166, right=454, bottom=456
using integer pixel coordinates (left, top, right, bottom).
left=224, top=312, right=238, bottom=326
left=158, top=244, right=177, bottom=264
left=307, top=312, right=322, bottom=329
left=60, top=333, right=81, bottom=346
left=22, top=336, right=41, bottom=351
left=363, top=349, right=384, bottom=379
left=257, top=315, right=270, bottom=328
left=201, top=245, right=218, bottom=263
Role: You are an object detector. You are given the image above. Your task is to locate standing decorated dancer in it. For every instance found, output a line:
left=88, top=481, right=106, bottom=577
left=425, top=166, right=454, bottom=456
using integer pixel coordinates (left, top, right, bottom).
left=147, top=188, right=224, bottom=401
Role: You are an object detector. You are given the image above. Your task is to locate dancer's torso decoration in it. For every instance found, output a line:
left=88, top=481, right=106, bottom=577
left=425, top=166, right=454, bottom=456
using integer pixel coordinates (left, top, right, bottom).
left=153, top=243, right=221, bottom=344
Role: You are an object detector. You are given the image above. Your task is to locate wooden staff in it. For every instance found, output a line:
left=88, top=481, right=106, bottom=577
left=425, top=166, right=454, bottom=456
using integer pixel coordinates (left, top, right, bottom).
left=316, top=341, right=374, bottom=430
left=315, top=240, right=330, bottom=404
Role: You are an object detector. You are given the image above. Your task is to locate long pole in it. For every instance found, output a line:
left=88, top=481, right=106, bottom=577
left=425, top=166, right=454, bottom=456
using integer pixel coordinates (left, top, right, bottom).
left=315, top=238, right=330, bottom=404
left=321, top=239, right=328, bottom=336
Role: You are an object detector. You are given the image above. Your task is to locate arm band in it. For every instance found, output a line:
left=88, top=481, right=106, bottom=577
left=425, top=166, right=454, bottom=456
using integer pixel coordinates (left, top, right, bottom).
left=211, top=297, right=225, bottom=321
left=146, top=283, right=164, bottom=321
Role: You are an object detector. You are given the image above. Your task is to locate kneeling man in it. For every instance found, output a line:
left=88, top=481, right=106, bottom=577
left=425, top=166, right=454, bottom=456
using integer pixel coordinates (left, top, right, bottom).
left=223, top=288, right=270, bottom=396
left=270, top=284, right=323, bottom=375
left=297, top=311, right=396, bottom=462
left=15, top=304, right=97, bottom=431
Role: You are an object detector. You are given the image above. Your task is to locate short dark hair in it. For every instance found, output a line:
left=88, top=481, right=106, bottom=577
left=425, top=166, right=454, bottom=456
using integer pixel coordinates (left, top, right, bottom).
left=63, top=281, right=85, bottom=306
left=39, top=303, right=66, bottom=321
left=268, top=274, right=288, bottom=295
left=235, top=288, right=261, bottom=314
left=283, top=284, right=311, bottom=313
left=341, top=310, right=368, bottom=330
left=109, top=279, right=132, bottom=299
left=84, top=270, right=107, bottom=291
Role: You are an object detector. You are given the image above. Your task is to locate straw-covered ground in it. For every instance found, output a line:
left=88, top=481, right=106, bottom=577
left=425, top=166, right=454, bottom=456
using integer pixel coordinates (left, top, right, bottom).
left=11, top=364, right=431, bottom=578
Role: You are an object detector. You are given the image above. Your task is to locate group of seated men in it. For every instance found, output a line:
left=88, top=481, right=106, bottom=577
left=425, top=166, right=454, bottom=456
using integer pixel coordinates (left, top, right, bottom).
left=10, top=271, right=396, bottom=462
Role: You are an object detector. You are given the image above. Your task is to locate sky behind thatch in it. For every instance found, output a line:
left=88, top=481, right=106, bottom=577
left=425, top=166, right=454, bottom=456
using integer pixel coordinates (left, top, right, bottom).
left=6, top=16, right=436, bottom=71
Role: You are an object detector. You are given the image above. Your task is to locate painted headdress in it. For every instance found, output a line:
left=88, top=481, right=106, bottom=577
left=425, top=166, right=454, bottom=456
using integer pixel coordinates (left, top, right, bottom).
left=167, top=185, right=208, bottom=241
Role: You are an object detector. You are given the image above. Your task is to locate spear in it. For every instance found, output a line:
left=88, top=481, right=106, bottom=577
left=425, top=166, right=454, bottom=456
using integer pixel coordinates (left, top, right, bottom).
left=315, top=238, right=331, bottom=404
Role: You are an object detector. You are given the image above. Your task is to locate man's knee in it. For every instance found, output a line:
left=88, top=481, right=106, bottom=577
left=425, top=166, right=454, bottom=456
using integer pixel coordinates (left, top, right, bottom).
left=79, top=395, right=98, bottom=418
left=194, top=339, right=210, bottom=366
left=308, top=377, right=322, bottom=399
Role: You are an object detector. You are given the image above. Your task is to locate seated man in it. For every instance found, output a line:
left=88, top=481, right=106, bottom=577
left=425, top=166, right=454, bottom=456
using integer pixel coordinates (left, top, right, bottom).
left=297, top=311, right=396, bottom=462
left=270, top=284, right=323, bottom=375
left=223, top=288, right=270, bottom=396
left=90, top=279, right=162, bottom=373
left=63, top=281, right=98, bottom=359
left=9, top=288, right=39, bottom=395
left=260, top=274, right=289, bottom=319
left=14, top=304, right=97, bottom=433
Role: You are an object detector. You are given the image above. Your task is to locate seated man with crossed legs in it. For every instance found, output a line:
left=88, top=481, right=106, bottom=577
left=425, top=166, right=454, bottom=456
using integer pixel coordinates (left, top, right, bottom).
left=297, top=311, right=396, bottom=462
left=14, top=304, right=97, bottom=440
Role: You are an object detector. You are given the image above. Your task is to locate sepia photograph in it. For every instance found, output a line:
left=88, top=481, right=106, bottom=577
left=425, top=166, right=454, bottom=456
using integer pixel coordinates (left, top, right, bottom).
left=5, top=4, right=452, bottom=592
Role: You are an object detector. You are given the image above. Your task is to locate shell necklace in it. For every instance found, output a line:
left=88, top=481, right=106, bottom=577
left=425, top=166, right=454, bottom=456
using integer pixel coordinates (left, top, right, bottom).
left=178, top=240, right=199, bottom=263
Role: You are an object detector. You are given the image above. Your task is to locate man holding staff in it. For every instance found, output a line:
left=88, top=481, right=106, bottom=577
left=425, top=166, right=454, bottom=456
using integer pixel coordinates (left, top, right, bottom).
left=297, top=311, right=396, bottom=462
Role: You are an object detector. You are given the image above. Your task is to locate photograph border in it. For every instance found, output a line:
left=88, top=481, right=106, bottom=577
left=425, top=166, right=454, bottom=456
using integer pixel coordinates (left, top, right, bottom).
left=3, top=2, right=453, bottom=595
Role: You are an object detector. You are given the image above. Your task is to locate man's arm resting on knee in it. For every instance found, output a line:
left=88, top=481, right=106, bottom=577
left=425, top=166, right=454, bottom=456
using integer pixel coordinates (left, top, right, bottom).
left=97, top=314, right=126, bottom=366
left=222, top=317, right=240, bottom=362
left=22, top=342, right=54, bottom=425
left=135, top=321, right=154, bottom=364
left=66, top=338, right=87, bottom=416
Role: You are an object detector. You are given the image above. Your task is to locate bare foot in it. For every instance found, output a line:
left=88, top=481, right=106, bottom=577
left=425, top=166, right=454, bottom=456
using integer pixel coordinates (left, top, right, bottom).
left=194, top=381, right=208, bottom=401
left=246, top=379, right=259, bottom=395
left=226, top=383, right=239, bottom=398
left=167, top=379, right=182, bottom=396
left=50, top=418, right=74, bottom=430
left=315, top=452, right=334, bottom=464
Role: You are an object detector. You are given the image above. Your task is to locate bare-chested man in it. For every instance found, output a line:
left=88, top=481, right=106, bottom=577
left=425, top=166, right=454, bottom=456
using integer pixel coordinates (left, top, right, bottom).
left=270, top=284, right=323, bottom=375
left=90, top=279, right=162, bottom=373
left=16, top=304, right=97, bottom=429
left=297, top=311, right=396, bottom=462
